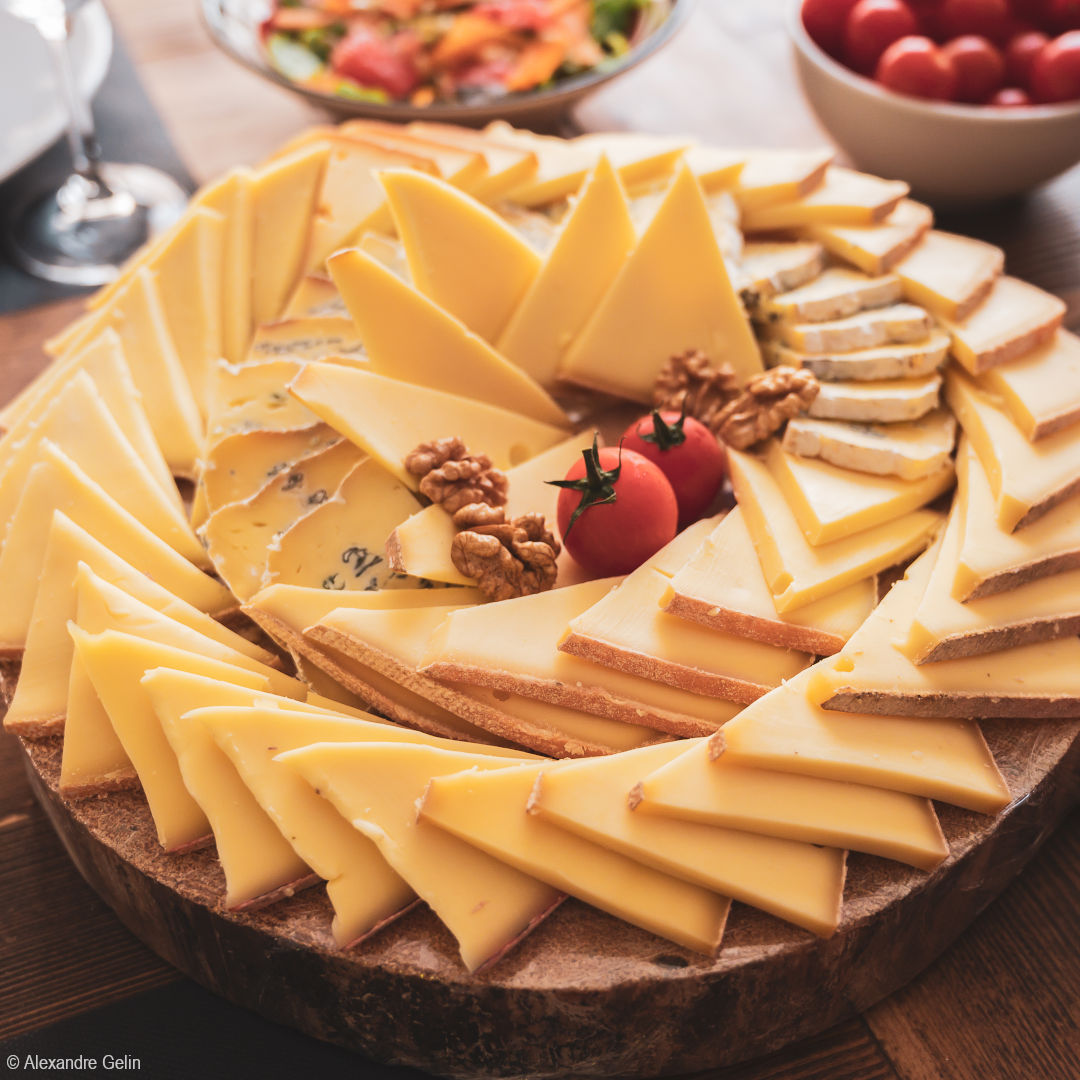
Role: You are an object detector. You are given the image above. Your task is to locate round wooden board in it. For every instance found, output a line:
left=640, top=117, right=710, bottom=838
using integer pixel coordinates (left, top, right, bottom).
left=17, top=715, right=1080, bottom=1079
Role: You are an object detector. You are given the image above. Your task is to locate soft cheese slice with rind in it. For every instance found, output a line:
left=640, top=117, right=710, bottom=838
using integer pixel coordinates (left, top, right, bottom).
left=893, top=230, right=1003, bottom=321
left=418, top=755, right=730, bottom=955
left=727, top=449, right=941, bottom=613
left=810, top=535, right=1080, bottom=718
left=796, top=199, right=933, bottom=274
left=806, top=374, right=942, bottom=424
left=718, top=667, right=1009, bottom=813
left=289, top=364, right=568, bottom=489
left=275, top=739, right=557, bottom=968
left=739, top=241, right=825, bottom=297
left=530, top=741, right=846, bottom=937
left=763, top=331, right=950, bottom=382
left=761, top=267, right=901, bottom=323
left=635, top=742, right=948, bottom=870
left=742, top=167, right=908, bottom=231
left=774, top=303, right=933, bottom=354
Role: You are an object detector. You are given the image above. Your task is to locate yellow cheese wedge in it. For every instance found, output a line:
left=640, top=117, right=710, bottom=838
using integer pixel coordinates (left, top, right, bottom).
left=762, top=439, right=953, bottom=546
left=942, top=276, right=1065, bottom=375
left=662, top=507, right=875, bottom=654
left=775, top=303, right=933, bottom=353
left=979, top=330, right=1080, bottom=441
left=560, top=165, right=762, bottom=401
left=289, top=365, right=567, bottom=489
left=283, top=273, right=346, bottom=319
left=530, top=741, right=846, bottom=937
left=806, top=374, right=942, bottom=423
left=732, top=148, right=833, bottom=210
left=249, top=144, right=328, bottom=327
left=264, top=458, right=420, bottom=592
left=742, top=167, right=907, bottom=232
left=810, top=536, right=1080, bottom=718
left=325, top=249, right=564, bottom=427
left=636, top=741, right=948, bottom=870
left=4, top=513, right=272, bottom=736
left=782, top=411, right=957, bottom=481
left=797, top=199, right=933, bottom=275
left=946, top=365, right=1080, bottom=531
left=761, top=267, right=902, bottom=323
left=904, top=500, right=1080, bottom=664
left=739, top=241, right=825, bottom=298
left=952, top=440, right=1080, bottom=600
left=419, top=757, right=730, bottom=955
left=728, top=448, right=941, bottom=612
left=0, top=446, right=233, bottom=650
left=246, top=316, right=365, bottom=364
left=388, top=433, right=592, bottom=587
left=202, top=440, right=364, bottom=600
left=683, top=145, right=746, bottom=191
left=380, top=170, right=541, bottom=342
left=421, top=577, right=742, bottom=737
left=763, top=330, right=950, bottom=382
left=893, top=230, right=1003, bottom=321
left=718, top=667, right=1009, bottom=813
left=279, top=742, right=559, bottom=968
left=496, top=157, right=637, bottom=389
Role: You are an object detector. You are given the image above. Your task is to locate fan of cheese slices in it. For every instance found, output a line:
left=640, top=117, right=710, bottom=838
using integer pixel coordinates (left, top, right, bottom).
left=5, top=117, right=1080, bottom=974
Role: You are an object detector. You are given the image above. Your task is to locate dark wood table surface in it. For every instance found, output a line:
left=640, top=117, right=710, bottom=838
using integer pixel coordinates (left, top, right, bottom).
left=1, top=1, right=1078, bottom=1077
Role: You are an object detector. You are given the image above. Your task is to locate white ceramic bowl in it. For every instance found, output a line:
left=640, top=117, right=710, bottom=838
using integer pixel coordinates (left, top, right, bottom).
left=788, top=1, right=1080, bottom=206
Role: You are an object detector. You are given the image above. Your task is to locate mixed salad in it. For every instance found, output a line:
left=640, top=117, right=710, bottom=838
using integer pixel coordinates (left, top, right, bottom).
left=262, top=0, right=672, bottom=105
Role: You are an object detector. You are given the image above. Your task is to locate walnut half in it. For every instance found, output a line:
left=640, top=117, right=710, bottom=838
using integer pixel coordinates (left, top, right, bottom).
left=404, top=436, right=508, bottom=515
left=652, top=349, right=740, bottom=431
left=451, top=508, right=561, bottom=602
left=712, top=366, right=820, bottom=450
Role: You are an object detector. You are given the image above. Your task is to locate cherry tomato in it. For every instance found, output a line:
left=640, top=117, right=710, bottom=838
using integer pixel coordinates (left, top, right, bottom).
left=621, top=411, right=727, bottom=528
left=876, top=34, right=960, bottom=97
left=939, top=0, right=1013, bottom=42
left=331, top=28, right=421, bottom=99
left=989, top=85, right=1035, bottom=102
left=551, top=441, right=677, bottom=577
left=1030, top=30, right=1080, bottom=99
left=942, top=34, right=1006, bottom=99
left=1005, top=30, right=1051, bottom=85
left=802, top=0, right=862, bottom=56
left=1045, top=0, right=1080, bottom=31
left=845, top=0, right=920, bottom=72
left=907, top=0, right=945, bottom=38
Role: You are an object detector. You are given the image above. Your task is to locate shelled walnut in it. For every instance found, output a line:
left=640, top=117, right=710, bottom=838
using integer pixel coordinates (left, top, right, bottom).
left=451, top=506, right=560, bottom=602
left=652, top=349, right=740, bottom=431
left=712, top=367, right=820, bottom=450
left=404, top=437, right=508, bottom=514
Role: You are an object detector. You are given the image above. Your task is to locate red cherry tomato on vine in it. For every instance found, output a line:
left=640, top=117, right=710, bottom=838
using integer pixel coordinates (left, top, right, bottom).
left=621, top=411, right=727, bottom=528
left=1030, top=30, right=1080, bottom=100
left=802, top=0, right=861, bottom=56
left=942, top=34, right=1006, bottom=99
left=845, top=0, right=920, bottom=72
left=550, top=441, right=677, bottom=577
left=1005, top=30, right=1050, bottom=86
left=988, top=85, right=1034, bottom=103
left=876, top=35, right=959, bottom=98
left=939, top=0, right=1012, bottom=43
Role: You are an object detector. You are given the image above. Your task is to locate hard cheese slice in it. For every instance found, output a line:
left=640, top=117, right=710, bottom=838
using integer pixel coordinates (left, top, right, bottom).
left=326, top=248, right=564, bottom=427
left=531, top=742, right=846, bottom=937
left=662, top=507, right=875, bottom=654
left=810, top=536, right=1080, bottom=718
left=806, top=374, right=942, bottom=424
left=775, top=303, right=932, bottom=353
left=718, top=666, right=1009, bottom=813
left=739, top=241, right=825, bottom=297
left=742, top=167, right=907, bottom=231
left=893, top=230, right=1003, bottom=321
left=764, top=331, right=950, bottom=382
left=760, top=267, right=901, bottom=323
left=419, top=757, right=731, bottom=955
left=277, top=740, right=558, bottom=969
left=732, top=148, right=833, bottom=210
left=497, top=156, right=637, bottom=389
left=797, top=199, right=933, bottom=274
left=289, top=365, right=567, bottom=489
left=763, top=438, right=953, bottom=545
left=381, top=170, right=541, bottom=342
left=946, top=365, right=1080, bottom=531
left=245, top=316, right=364, bottom=364
left=727, top=448, right=941, bottom=612
left=560, top=164, right=762, bottom=400
left=636, top=741, right=948, bottom=870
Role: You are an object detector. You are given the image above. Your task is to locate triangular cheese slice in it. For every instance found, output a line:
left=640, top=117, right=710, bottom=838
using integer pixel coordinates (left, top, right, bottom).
left=560, top=164, right=762, bottom=400
left=288, top=365, right=568, bottom=488
left=662, top=507, right=875, bottom=655
left=497, top=156, right=637, bottom=388
left=325, top=248, right=564, bottom=426
left=208, top=358, right=323, bottom=440
left=530, top=741, right=847, bottom=937
left=636, top=739, right=947, bottom=870
left=279, top=741, right=558, bottom=969
left=718, top=666, right=1009, bottom=813
left=893, top=230, right=1002, bottom=321
left=381, top=169, right=541, bottom=342
left=797, top=199, right=932, bottom=275
left=418, top=756, right=730, bottom=955
left=338, top=121, right=487, bottom=193
left=742, top=167, right=907, bottom=231
left=810, top=535, right=1080, bottom=718
left=727, top=448, right=941, bottom=612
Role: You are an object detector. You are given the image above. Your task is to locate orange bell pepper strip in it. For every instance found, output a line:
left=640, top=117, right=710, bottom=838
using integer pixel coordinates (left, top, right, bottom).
left=504, top=38, right=566, bottom=92
left=431, top=13, right=518, bottom=67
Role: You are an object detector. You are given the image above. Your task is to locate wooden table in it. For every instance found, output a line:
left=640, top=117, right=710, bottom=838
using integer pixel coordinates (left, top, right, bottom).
left=1, top=1, right=1078, bottom=1077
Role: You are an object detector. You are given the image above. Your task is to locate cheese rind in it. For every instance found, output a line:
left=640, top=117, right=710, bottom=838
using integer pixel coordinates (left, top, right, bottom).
left=739, top=241, right=825, bottom=297
left=894, top=230, right=1003, bottom=321
left=775, top=303, right=932, bottom=353
left=733, top=148, right=833, bottom=210
left=764, top=331, right=949, bottom=382
left=806, top=375, right=942, bottom=424
left=742, top=167, right=908, bottom=231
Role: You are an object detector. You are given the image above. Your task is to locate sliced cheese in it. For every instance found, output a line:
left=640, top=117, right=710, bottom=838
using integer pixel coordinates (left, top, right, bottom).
left=283, top=274, right=346, bottom=319
left=732, top=148, right=833, bottom=210
left=246, top=316, right=365, bottom=364
left=683, top=145, right=746, bottom=191
left=763, top=331, right=950, bottom=382
left=728, top=448, right=941, bottom=612
left=806, top=374, right=942, bottom=423
left=568, top=131, right=689, bottom=193
left=207, top=358, right=322, bottom=441
left=775, top=303, right=933, bottom=353
left=662, top=507, right=875, bottom=654
left=894, top=230, right=1003, bottom=321
left=761, top=267, right=901, bottom=323
left=560, top=165, right=762, bottom=401
left=419, top=758, right=730, bottom=955
left=742, top=167, right=907, bottom=232
left=739, top=241, right=825, bottom=298
left=798, top=199, right=933, bottom=275
left=531, top=742, right=847, bottom=937
left=945, top=365, right=1080, bottom=531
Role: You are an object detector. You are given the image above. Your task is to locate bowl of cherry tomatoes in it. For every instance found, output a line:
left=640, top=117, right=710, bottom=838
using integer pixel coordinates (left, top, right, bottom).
left=789, top=0, right=1080, bottom=204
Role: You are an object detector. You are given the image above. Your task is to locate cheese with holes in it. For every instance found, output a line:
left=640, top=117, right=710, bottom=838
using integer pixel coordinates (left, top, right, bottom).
left=727, top=448, right=941, bottom=612
left=742, top=167, right=907, bottom=232
left=763, top=331, right=950, bottom=382
left=662, top=507, right=875, bottom=654
left=761, top=268, right=901, bottom=323
left=497, top=157, right=636, bottom=388
left=419, top=757, right=730, bottom=955
left=208, top=359, right=324, bottom=440
left=636, top=743, right=947, bottom=870
left=762, top=439, right=953, bottom=545
left=775, top=303, right=933, bottom=353
left=797, top=199, right=933, bottom=274
left=560, top=165, right=762, bottom=400
left=732, top=148, right=833, bottom=210
left=894, top=230, right=1003, bottom=321
left=739, top=241, right=825, bottom=297
left=806, top=374, right=941, bottom=423
left=531, top=742, right=846, bottom=937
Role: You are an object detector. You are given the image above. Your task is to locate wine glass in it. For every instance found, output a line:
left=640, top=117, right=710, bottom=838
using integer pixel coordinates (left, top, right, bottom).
left=1, top=0, right=189, bottom=285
